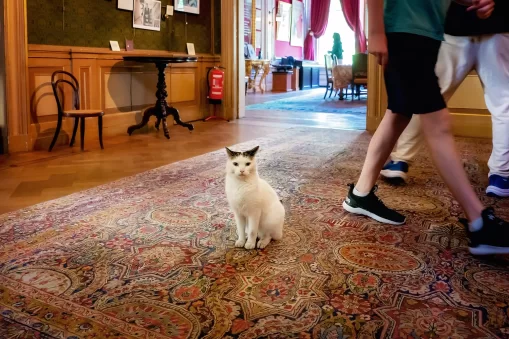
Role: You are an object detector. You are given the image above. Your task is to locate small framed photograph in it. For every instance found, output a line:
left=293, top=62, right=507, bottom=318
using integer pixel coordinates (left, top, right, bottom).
left=110, top=41, right=121, bottom=51
left=118, top=0, right=134, bottom=11
left=133, top=0, right=161, bottom=31
left=186, top=43, right=196, bottom=56
left=125, top=39, right=134, bottom=51
left=175, top=0, right=200, bottom=15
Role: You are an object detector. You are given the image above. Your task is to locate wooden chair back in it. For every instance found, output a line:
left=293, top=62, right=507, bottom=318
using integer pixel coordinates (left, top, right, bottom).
left=51, top=70, right=81, bottom=117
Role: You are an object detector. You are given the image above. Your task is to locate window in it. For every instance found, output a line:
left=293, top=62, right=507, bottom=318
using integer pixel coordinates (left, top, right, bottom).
left=316, top=0, right=355, bottom=65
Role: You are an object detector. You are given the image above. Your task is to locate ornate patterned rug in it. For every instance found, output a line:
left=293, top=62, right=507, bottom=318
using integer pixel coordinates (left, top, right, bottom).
left=1, top=128, right=509, bottom=339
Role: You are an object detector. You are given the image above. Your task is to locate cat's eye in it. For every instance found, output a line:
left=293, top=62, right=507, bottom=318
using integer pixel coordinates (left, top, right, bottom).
left=246, top=162, right=251, bottom=166
left=233, top=162, right=239, bottom=166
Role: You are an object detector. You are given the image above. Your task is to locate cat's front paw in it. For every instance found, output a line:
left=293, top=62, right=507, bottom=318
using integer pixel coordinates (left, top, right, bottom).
left=235, top=239, right=246, bottom=248
left=244, top=240, right=256, bottom=250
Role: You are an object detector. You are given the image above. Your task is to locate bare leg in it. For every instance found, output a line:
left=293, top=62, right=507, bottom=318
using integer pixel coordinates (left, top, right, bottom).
left=420, top=109, right=484, bottom=221
left=234, top=213, right=247, bottom=248
left=245, top=211, right=261, bottom=250
left=355, top=111, right=411, bottom=193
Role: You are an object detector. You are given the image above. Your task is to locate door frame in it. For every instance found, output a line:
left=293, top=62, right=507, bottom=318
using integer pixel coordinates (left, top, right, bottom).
left=4, top=0, right=29, bottom=153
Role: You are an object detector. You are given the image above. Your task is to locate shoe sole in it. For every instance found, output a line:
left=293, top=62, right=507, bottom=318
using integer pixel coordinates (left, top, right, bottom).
left=342, top=201, right=406, bottom=225
left=380, top=170, right=407, bottom=181
left=469, top=245, right=509, bottom=256
left=486, top=185, right=509, bottom=198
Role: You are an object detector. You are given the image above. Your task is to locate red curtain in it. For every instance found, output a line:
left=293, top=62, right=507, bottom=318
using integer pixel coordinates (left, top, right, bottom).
left=340, top=0, right=367, bottom=53
left=304, top=0, right=331, bottom=60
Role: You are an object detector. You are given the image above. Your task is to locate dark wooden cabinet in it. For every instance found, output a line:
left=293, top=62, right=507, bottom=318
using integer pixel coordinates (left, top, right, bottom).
left=295, top=62, right=323, bottom=90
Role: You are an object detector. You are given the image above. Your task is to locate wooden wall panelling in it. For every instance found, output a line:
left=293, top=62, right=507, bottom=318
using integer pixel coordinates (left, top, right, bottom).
left=23, top=45, right=220, bottom=150
left=72, top=59, right=99, bottom=111
left=197, top=56, right=223, bottom=119
left=367, top=57, right=492, bottom=138
left=27, top=57, right=74, bottom=150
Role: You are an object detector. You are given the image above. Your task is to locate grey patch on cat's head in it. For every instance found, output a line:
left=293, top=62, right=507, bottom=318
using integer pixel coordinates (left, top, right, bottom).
left=225, top=147, right=241, bottom=158
left=242, top=146, right=260, bottom=158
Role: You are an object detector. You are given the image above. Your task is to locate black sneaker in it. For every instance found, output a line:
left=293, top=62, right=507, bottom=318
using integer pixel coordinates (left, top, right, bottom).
left=464, top=208, right=509, bottom=255
left=342, top=184, right=406, bottom=225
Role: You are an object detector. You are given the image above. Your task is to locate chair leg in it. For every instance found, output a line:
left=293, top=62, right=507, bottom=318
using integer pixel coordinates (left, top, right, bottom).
left=80, top=117, right=85, bottom=151
left=324, top=85, right=329, bottom=99
left=98, top=116, right=104, bottom=149
left=48, top=117, right=63, bottom=152
left=70, top=117, right=79, bottom=147
left=329, top=84, right=333, bottom=98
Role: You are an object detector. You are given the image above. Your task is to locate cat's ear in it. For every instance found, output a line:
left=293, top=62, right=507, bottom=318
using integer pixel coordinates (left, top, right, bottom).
left=243, top=146, right=260, bottom=158
left=225, top=147, right=239, bottom=158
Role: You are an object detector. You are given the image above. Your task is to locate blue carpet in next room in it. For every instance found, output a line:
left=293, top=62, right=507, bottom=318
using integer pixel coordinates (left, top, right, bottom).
left=246, top=90, right=366, bottom=130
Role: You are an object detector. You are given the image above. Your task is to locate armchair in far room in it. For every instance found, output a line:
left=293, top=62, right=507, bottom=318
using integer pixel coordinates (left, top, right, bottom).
left=350, top=53, right=368, bottom=100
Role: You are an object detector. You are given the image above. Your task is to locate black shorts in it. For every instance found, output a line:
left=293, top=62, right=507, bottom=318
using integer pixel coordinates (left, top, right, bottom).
left=384, top=33, right=446, bottom=116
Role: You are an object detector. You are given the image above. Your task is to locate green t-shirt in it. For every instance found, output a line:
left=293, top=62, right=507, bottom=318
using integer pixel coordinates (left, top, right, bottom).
left=384, top=0, right=452, bottom=41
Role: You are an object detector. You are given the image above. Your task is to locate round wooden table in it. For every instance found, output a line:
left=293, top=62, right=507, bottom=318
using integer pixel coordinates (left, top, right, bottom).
left=123, top=56, right=198, bottom=139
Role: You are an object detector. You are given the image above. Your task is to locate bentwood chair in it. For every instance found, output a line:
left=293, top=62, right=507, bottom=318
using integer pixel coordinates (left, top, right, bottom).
left=49, top=70, right=104, bottom=152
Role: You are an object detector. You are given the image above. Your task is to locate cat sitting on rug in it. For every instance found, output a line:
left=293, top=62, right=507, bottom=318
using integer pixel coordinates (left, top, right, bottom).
left=225, top=146, right=284, bottom=249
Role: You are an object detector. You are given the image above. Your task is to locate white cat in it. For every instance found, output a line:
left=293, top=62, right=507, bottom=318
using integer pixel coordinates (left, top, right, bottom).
left=225, top=146, right=285, bottom=249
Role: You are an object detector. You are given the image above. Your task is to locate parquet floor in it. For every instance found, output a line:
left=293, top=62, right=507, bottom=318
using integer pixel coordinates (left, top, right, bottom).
left=0, top=89, right=366, bottom=215
left=0, top=121, right=285, bottom=215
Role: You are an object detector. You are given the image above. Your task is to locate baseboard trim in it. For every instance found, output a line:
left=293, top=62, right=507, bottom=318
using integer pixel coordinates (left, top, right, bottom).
left=451, top=112, right=491, bottom=138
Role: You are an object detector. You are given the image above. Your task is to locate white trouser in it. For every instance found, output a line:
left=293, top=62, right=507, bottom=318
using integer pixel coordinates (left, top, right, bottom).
left=390, top=33, right=509, bottom=178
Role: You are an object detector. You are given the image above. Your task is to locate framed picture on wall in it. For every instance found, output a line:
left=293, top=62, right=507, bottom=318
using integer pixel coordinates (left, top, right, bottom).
left=290, top=1, right=304, bottom=47
left=133, top=0, right=161, bottom=31
left=118, top=0, right=134, bottom=11
left=175, top=0, right=200, bottom=15
left=276, top=1, right=292, bottom=42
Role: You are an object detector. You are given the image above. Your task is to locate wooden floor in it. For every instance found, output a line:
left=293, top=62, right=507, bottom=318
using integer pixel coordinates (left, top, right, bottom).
left=243, top=88, right=367, bottom=130
left=0, top=121, right=286, bottom=215
left=0, top=89, right=367, bottom=215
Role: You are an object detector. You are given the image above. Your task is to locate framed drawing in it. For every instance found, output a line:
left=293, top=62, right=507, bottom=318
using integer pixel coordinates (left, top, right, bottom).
left=118, top=0, right=134, bottom=11
left=133, top=0, right=161, bottom=31
left=175, top=0, right=200, bottom=15
left=290, top=1, right=304, bottom=47
left=276, top=1, right=291, bottom=42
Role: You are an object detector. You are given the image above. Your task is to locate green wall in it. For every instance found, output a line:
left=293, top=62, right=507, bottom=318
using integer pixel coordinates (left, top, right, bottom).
left=27, top=0, right=220, bottom=54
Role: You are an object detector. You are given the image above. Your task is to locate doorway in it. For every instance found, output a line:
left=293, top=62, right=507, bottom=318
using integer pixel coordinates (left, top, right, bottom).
left=241, top=0, right=367, bottom=130
left=0, top=0, right=7, bottom=154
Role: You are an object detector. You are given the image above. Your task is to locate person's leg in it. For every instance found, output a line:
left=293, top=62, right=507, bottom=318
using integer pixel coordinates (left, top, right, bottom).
left=419, top=109, right=484, bottom=221
left=355, top=111, right=411, bottom=193
left=383, top=35, right=476, bottom=180
left=390, top=116, right=423, bottom=164
left=343, top=33, right=426, bottom=225
left=477, top=33, right=509, bottom=197
left=380, top=115, right=422, bottom=181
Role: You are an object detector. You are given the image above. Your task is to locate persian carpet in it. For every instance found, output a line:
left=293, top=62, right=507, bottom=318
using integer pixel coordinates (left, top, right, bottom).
left=1, top=128, right=509, bottom=339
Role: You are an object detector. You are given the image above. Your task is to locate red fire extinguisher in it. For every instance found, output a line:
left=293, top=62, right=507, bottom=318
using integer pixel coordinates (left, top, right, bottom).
left=205, top=66, right=228, bottom=122
left=207, top=66, right=225, bottom=103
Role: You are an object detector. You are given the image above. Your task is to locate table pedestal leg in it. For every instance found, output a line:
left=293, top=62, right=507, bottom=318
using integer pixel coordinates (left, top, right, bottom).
left=127, top=62, right=194, bottom=139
